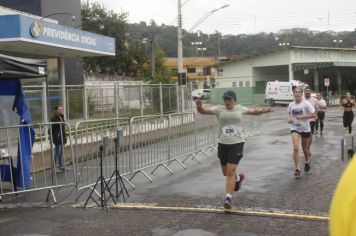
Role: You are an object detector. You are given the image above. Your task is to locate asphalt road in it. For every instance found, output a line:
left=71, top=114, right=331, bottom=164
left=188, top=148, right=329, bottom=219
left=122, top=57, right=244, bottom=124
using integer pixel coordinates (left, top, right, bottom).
left=0, top=106, right=348, bottom=236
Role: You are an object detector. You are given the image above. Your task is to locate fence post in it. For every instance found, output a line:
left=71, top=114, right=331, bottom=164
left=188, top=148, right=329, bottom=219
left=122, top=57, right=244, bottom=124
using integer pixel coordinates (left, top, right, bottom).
left=129, top=119, right=133, bottom=174
left=114, top=83, right=119, bottom=119
left=190, top=81, right=193, bottom=112
left=167, top=115, right=171, bottom=161
left=66, top=87, right=70, bottom=121
left=159, top=82, right=163, bottom=116
left=194, top=113, right=198, bottom=153
left=42, top=82, right=49, bottom=141
left=140, top=82, right=144, bottom=117
left=176, top=83, right=180, bottom=113
left=83, top=83, right=88, bottom=120
left=181, top=85, right=185, bottom=112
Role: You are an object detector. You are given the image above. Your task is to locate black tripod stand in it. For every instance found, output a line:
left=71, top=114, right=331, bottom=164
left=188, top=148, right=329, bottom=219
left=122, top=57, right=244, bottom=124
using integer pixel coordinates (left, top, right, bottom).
left=108, top=137, right=129, bottom=202
left=83, top=145, right=116, bottom=208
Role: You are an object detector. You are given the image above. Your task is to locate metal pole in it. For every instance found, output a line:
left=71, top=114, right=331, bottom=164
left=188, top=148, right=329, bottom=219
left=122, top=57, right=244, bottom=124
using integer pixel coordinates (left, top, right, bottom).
left=181, top=85, right=185, bottom=112
left=83, top=82, right=88, bottom=120
left=42, top=82, right=49, bottom=141
left=140, top=82, right=144, bottom=116
left=114, top=83, right=119, bottom=119
left=190, top=81, right=193, bottom=111
left=58, top=57, right=67, bottom=119
left=177, top=0, right=184, bottom=82
left=159, top=82, right=163, bottom=116
left=151, top=37, right=156, bottom=79
left=176, top=83, right=180, bottom=113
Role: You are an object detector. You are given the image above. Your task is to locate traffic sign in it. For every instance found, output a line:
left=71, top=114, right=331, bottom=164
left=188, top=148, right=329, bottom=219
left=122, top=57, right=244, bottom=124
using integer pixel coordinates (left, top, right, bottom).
left=324, top=78, right=330, bottom=87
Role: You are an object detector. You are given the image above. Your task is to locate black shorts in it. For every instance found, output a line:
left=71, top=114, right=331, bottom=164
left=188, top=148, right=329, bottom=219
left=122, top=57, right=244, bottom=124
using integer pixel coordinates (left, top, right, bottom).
left=291, top=130, right=311, bottom=139
left=309, top=121, right=316, bottom=134
left=317, top=111, right=325, bottom=121
left=217, top=143, right=244, bottom=166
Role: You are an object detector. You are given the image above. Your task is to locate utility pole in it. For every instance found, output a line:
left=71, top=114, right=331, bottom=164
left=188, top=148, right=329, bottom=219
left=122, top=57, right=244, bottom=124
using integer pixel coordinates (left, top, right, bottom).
left=178, top=0, right=185, bottom=112
left=177, top=0, right=184, bottom=84
left=151, top=36, right=156, bottom=79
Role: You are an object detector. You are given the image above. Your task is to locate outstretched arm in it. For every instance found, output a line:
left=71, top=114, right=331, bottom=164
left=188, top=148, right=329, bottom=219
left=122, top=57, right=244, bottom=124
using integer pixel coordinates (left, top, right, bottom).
left=195, top=100, right=214, bottom=115
left=246, top=107, right=273, bottom=116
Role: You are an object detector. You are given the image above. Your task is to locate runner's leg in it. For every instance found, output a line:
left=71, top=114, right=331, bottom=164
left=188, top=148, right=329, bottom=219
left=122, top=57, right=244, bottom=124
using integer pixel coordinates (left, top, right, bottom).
left=291, top=132, right=301, bottom=171
left=225, top=163, right=238, bottom=194
left=343, top=112, right=348, bottom=131
left=302, top=135, right=310, bottom=163
left=349, top=112, right=354, bottom=134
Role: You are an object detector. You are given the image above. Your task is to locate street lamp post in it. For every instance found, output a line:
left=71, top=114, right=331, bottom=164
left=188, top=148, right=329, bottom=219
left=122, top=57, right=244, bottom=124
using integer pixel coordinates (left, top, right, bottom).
left=191, top=41, right=202, bottom=56
left=177, top=1, right=229, bottom=111
left=197, top=47, right=207, bottom=56
left=278, top=42, right=290, bottom=47
left=333, top=39, right=342, bottom=48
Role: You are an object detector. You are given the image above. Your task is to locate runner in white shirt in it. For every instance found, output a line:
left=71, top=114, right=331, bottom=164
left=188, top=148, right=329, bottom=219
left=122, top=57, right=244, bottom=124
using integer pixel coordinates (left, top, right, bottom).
left=315, top=93, right=327, bottom=135
left=303, top=88, right=318, bottom=156
left=288, top=87, right=316, bottom=176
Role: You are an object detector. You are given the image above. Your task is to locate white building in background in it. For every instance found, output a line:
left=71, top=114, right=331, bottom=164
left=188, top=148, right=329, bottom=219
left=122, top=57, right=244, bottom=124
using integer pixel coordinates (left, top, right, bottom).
left=216, top=46, right=356, bottom=95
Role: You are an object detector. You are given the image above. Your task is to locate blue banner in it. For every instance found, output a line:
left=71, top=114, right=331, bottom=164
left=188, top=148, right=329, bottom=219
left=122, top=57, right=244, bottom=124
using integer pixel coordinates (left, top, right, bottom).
left=0, top=80, right=34, bottom=189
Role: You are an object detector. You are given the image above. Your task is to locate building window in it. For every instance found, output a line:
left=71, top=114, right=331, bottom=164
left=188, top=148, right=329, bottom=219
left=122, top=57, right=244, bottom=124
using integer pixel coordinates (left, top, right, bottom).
left=218, top=68, right=223, bottom=72
left=239, top=81, right=243, bottom=87
left=187, top=67, right=196, bottom=73
left=203, top=67, right=211, bottom=76
left=232, top=82, right=237, bottom=87
left=246, top=81, right=250, bottom=87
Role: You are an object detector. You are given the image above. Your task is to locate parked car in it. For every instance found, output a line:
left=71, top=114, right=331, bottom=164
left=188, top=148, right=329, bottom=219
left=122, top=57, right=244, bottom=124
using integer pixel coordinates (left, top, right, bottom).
left=192, top=89, right=211, bottom=99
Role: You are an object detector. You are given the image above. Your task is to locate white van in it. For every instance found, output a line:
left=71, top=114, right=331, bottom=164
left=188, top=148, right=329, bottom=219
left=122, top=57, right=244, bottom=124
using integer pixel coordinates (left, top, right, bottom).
left=265, top=80, right=308, bottom=106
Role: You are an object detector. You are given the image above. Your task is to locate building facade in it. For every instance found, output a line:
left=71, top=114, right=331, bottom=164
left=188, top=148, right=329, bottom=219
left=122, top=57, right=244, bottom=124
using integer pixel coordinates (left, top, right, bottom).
left=0, top=0, right=83, bottom=84
left=217, top=46, right=356, bottom=95
left=164, top=57, right=218, bottom=89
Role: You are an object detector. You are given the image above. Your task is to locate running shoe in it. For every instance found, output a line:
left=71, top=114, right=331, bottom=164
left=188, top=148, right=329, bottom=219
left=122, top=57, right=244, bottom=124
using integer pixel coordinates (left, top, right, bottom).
left=234, top=173, right=245, bottom=192
left=294, top=168, right=301, bottom=176
left=304, top=162, right=311, bottom=172
left=224, top=196, right=232, bottom=209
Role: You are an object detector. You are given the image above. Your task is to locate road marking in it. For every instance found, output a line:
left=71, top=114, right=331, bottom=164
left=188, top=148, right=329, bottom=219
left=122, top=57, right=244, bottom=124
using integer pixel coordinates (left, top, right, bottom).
left=113, top=204, right=329, bottom=221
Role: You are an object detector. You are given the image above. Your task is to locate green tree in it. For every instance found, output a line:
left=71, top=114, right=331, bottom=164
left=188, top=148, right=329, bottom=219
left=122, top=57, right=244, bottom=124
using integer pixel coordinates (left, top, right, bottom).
left=82, top=1, right=146, bottom=76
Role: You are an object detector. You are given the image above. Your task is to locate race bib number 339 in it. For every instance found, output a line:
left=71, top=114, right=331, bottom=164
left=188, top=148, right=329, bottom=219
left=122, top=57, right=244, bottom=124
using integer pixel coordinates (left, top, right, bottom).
left=222, top=125, right=237, bottom=136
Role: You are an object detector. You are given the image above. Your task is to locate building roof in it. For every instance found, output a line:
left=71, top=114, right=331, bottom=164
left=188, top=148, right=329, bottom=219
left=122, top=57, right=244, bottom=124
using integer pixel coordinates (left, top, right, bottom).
left=219, top=46, right=356, bottom=66
left=164, top=57, right=217, bottom=68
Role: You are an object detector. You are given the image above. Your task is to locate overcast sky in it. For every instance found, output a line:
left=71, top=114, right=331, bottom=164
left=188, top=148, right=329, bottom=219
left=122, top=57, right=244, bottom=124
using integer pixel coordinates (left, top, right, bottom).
left=90, top=0, right=356, bottom=35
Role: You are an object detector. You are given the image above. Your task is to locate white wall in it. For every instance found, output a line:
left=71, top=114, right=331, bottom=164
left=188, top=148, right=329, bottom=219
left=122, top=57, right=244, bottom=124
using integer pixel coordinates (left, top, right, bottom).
left=217, top=50, right=291, bottom=88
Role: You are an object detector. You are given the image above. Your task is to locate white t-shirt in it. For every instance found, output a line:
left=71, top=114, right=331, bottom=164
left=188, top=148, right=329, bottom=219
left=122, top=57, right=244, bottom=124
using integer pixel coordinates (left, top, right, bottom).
left=316, top=99, right=327, bottom=112
left=288, top=100, right=315, bottom=133
left=211, top=105, right=249, bottom=144
left=303, top=97, right=317, bottom=121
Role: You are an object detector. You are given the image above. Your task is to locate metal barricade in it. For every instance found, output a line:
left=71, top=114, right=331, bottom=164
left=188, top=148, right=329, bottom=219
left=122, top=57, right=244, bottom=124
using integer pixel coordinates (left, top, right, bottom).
left=341, top=135, right=354, bottom=161
left=74, top=118, right=131, bottom=193
left=0, top=122, right=75, bottom=203
left=129, top=115, right=171, bottom=182
left=192, top=113, right=218, bottom=161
